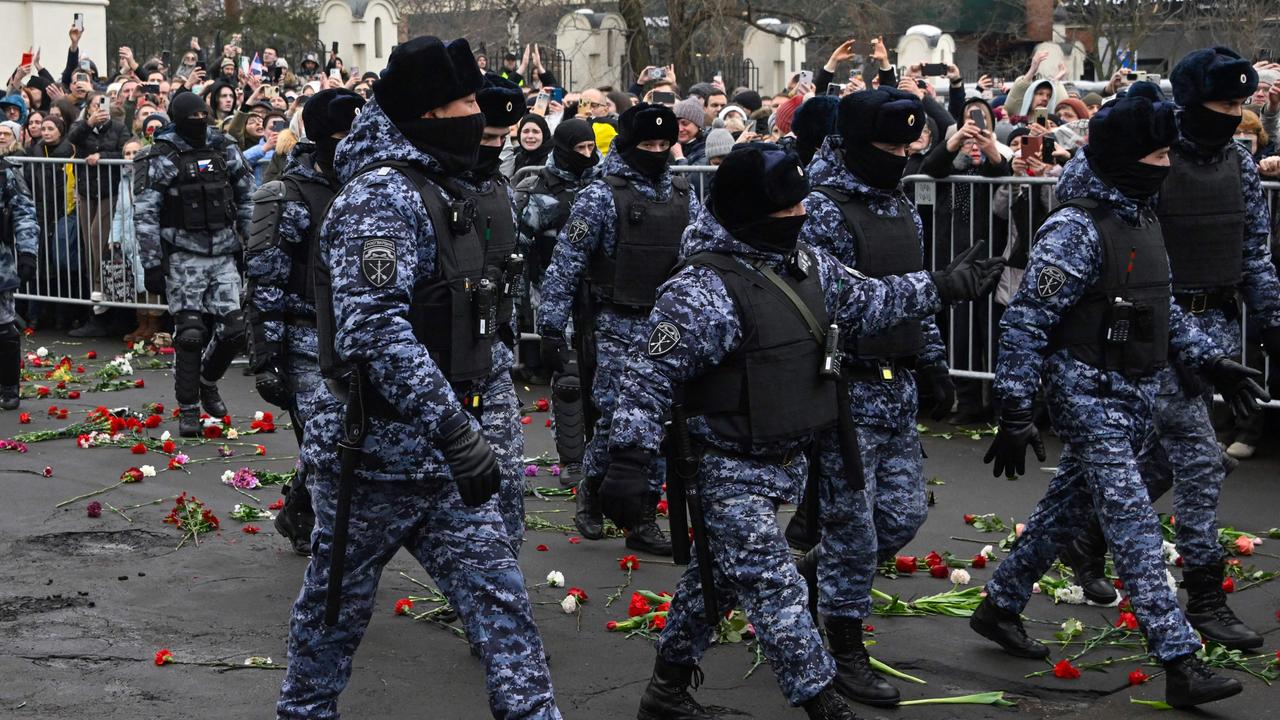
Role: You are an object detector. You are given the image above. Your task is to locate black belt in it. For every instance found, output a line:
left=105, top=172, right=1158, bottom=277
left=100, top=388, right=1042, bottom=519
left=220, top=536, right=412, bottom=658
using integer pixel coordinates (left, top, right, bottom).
left=842, top=359, right=911, bottom=382
left=703, top=442, right=806, bottom=468
left=1173, top=291, right=1235, bottom=315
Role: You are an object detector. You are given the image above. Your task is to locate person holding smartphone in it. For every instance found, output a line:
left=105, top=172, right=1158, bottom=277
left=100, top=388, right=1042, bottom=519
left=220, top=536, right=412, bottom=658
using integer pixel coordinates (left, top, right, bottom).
left=0, top=132, right=39, bottom=410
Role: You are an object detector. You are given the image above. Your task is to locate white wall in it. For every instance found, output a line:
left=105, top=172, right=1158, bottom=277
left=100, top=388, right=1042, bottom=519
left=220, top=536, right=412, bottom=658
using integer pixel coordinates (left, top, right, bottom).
left=318, top=0, right=398, bottom=76
left=555, top=11, right=626, bottom=91
left=743, top=23, right=806, bottom=95
left=0, top=0, right=108, bottom=77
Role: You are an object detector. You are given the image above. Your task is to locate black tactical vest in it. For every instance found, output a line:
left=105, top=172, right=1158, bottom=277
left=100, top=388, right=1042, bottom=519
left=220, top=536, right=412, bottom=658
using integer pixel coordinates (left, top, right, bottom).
left=156, top=141, right=236, bottom=241
left=1049, top=199, right=1171, bottom=378
left=457, top=174, right=520, bottom=340
left=247, top=172, right=336, bottom=309
left=681, top=250, right=839, bottom=445
left=589, top=175, right=690, bottom=308
left=1156, top=144, right=1245, bottom=292
left=816, top=186, right=925, bottom=360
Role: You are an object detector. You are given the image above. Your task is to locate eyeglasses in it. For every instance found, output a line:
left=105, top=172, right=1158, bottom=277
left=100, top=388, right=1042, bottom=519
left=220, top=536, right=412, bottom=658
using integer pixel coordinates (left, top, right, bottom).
left=589, top=101, right=608, bottom=108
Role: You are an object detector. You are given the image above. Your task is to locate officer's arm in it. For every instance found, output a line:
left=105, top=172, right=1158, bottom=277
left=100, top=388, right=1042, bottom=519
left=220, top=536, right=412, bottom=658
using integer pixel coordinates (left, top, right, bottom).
left=913, top=208, right=948, bottom=368
left=6, top=170, right=39, bottom=259
left=817, top=240, right=941, bottom=339
left=229, top=146, right=257, bottom=237
left=133, top=152, right=172, bottom=270
left=327, top=175, right=460, bottom=429
left=1169, top=300, right=1226, bottom=369
left=536, top=184, right=609, bottom=336
left=608, top=267, right=740, bottom=455
left=992, top=211, right=1100, bottom=410
left=246, top=200, right=309, bottom=363
left=797, top=191, right=848, bottom=259
left=1234, top=149, right=1280, bottom=331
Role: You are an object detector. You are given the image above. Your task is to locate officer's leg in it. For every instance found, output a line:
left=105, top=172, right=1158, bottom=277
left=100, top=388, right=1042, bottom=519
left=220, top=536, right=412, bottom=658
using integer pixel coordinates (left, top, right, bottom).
left=550, top=361, right=585, bottom=488
left=404, top=482, right=561, bottom=720
left=276, top=345, right=320, bottom=556
left=172, top=309, right=207, bottom=436
left=868, top=425, right=927, bottom=563
left=200, top=259, right=245, bottom=416
left=482, top=369, right=525, bottom=549
left=276, top=470, right=424, bottom=720
left=576, top=331, right=625, bottom=540
left=0, top=292, right=22, bottom=409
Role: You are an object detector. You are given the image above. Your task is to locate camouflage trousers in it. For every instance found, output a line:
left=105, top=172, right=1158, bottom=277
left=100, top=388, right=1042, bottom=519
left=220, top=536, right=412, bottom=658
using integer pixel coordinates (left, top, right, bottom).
left=656, top=454, right=835, bottom=706
left=582, top=327, right=666, bottom=490
left=480, top=365, right=526, bottom=550
left=984, top=433, right=1203, bottom=663
left=276, top=470, right=561, bottom=720
left=0, top=290, right=14, bottom=325
left=164, top=250, right=241, bottom=316
left=815, top=423, right=927, bottom=620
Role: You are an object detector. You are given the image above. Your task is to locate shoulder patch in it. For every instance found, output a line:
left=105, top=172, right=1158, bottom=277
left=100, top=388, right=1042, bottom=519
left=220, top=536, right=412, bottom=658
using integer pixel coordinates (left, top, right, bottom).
left=566, top=216, right=591, bottom=244
left=1036, top=266, right=1067, bottom=298
left=647, top=321, right=681, bottom=357
left=360, top=238, right=399, bottom=288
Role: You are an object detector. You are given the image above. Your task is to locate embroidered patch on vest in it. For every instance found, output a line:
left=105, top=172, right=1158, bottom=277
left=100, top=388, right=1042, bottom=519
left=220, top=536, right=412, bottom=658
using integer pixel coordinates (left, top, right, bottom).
left=360, top=238, right=398, bottom=288
left=1036, top=266, right=1067, bottom=298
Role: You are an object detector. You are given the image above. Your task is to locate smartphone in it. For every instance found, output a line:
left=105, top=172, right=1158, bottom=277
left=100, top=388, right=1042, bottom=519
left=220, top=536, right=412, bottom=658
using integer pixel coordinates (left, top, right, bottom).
left=713, top=71, right=723, bottom=85
left=195, top=61, right=207, bottom=73
left=754, top=116, right=770, bottom=134
left=550, top=86, right=565, bottom=103
left=141, top=83, right=160, bottom=94
left=1032, top=107, right=1048, bottom=126
left=968, top=107, right=986, bottom=131
left=239, top=57, right=250, bottom=74
left=96, top=95, right=108, bottom=112
left=79, top=58, right=92, bottom=71
left=73, top=13, right=84, bottom=32
left=646, top=67, right=665, bottom=81
left=263, top=85, right=278, bottom=98
left=1020, top=135, right=1042, bottom=160
left=915, top=79, right=928, bottom=89
left=329, top=68, right=341, bottom=79
left=922, top=63, right=948, bottom=77
left=270, top=119, right=286, bottom=132
left=20, top=51, right=33, bottom=66
left=1126, top=70, right=1148, bottom=82
left=161, top=50, right=171, bottom=67
left=826, top=83, right=845, bottom=96
left=331, top=41, right=339, bottom=54
left=533, top=91, right=550, bottom=115
left=651, top=90, right=676, bottom=105
left=798, top=70, right=813, bottom=86
left=1041, top=135, right=1057, bottom=163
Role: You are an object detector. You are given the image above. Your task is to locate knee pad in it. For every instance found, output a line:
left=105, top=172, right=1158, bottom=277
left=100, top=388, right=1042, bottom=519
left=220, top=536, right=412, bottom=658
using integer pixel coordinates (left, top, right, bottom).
left=551, top=372, right=581, bottom=403
left=174, top=311, right=206, bottom=353
left=217, top=310, right=247, bottom=345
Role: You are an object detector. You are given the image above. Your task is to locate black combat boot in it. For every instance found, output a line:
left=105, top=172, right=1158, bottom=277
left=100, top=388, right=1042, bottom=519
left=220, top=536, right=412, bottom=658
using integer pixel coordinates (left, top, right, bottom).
left=1059, top=518, right=1118, bottom=606
left=785, top=500, right=816, bottom=553
left=627, top=493, right=672, bottom=556
left=825, top=616, right=899, bottom=707
left=0, top=324, right=20, bottom=410
left=802, top=684, right=862, bottom=720
left=1221, top=450, right=1239, bottom=477
left=550, top=371, right=586, bottom=489
left=0, top=386, right=18, bottom=411
left=1183, top=565, right=1263, bottom=650
left=559, top=462, right=583, bottom=490
left=1164, top=654, right=1242, bottom=708
left=796, top=546, right=821, bottom=626
left=274, top=478, right=315, bottom=556
left=200, top=381, right=228, bottom=418
left=573, top=475, right=604, bottom=540
left=178, top=407, right=202, bottom=438
left=636, top=657, right=712, bottom=720
left=969, top=597, right=1049, bottom=659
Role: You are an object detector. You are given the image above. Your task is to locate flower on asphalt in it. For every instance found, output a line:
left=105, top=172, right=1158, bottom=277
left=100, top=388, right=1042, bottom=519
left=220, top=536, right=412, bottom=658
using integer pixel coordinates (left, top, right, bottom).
left=546, top=570, right=565, bottom=587
left=154, top=648, right=174, bottom=666
left=1115, top=611, right=1139, bottom=631
left=139, top=465, right=156, bottom=477
left=560, top=595, right=578, bottom=614
left=1052, top=659, right=1081, bottom=679
left=928, top=563, right=948, bottom=578
left=523, top=464, right=539, bottom=477
left=1222, top=577, right=1236, bottom=593
left=35, top=346, right=47, bottom=358
left=567, top=587, right=588, bottom=602
left=1053, top=585, right=1085, bottom=605
left=619, top=555, right=640, bottom=571
left=1162, top=540, right=1180, bottom=564
left=971, top=554, right=987, bottom=568
left=950, top=568, right=971, bottom=585
left=242, top=525, right=260, bottom=534
left=87, top=501, right=102, bottom=518
left=894, top=556, right=917, bottom=574
left=1128, top=668, right=1149, bottom=685
left=394, top=598, right=414, bottom=615
left=1234, top=535, right=1255, bottom=556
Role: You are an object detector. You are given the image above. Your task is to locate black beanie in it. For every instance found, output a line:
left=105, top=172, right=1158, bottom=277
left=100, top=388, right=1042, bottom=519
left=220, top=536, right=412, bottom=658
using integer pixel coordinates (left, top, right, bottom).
left=709, top=143, right=810, bottom=230
left=303, top=88, right=365, bottom=142
left=837, top=88, right=925, bottom=145
left=170, top=92, right=211, bottom=123
left=553, top=118, right=594, bottom=150
left=478, top=72, right=526, bottom=128
left=614, top=102, right=678, bottom=150
left=373, top=36, right=484, bottom=121
left=1084, top=95, right=1177, bottom=167
left=1123, top=80, right=1167, bottom=103
left=1171, top=46, right=1258, bottom=107
left=733, top=90, right=763, bottom=113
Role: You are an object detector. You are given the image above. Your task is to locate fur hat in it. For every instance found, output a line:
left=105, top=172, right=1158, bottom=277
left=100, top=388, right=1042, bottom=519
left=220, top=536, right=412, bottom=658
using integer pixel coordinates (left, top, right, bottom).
left=614, top=102, right=678, bottom=149
left=1171, top=46, right=1258, bottom=106
left=302, top=88, right=365, bottom=141
left=373, top=36, right=484, bottom=121
left=732, top=89, right=763, bottom=113
left=792, top=95, right=839, bottom=149
left=710, top=143, right=809, bottom=230
left=477, top=72, right=525, bottom=128
left=837, top=88, right=925, bottom=145
left=1085, top=95, right=1177, bottom=167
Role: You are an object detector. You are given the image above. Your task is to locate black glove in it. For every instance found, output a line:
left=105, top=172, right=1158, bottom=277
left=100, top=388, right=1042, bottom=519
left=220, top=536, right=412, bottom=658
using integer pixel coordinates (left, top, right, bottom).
left=434, top=412, right=501, bottom=507
left=1205, top=357, right=1271, bottom=420
left=982, top=405, right=1046, bottom=478
left=599, top=448, right=652, bottom=530
left=540, top=333, right=568, bottom=375
left=16, top=253, right=35, bottom=283
left=1262, top=327, right=1280, bottom=397
left=144, top=266, right=166, bottom=295
left=255, top=370, right=292, bottom=410
left=918, top=364, right=956, bottom=421
left=930, top=241, right=1005, bottom=304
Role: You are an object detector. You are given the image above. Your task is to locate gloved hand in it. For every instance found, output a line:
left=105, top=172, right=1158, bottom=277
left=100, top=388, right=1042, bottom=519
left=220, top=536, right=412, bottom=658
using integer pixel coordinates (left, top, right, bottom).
left=255, top=370, right=292, bottom=410
left=144, top=266, right=166, bottom=296
left=16, top=253, right=36, bottom=283
left=434, top=412, right=501, bottom=507
left=599, top=448, right=652, bottom=530
left=1262, top=327, right=1280, bottom=397
left=930, top=241, right=1005, bottom=304
left=983, top=405, right=1046, bottom=478
left=918, top=364, right=956, bottom=421
left=540, top=333, right=568, bottom=375
left=1205, top=357, right=1271, bottom=420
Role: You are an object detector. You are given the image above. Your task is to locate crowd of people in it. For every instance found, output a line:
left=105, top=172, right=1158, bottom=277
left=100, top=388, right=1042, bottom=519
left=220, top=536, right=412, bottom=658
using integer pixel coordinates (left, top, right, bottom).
left=0, top=23, right=1278, bottom=720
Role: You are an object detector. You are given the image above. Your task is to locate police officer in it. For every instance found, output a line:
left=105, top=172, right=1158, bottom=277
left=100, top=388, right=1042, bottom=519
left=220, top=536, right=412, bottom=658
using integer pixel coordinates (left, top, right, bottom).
left=276, top=37, right=561, bottom=720
left=1060, top=49, right=1280, bottom=650
left=603, top=144, right=1001, bottom=720
left=245, top=88, right=365, bottom=555
left=514, top=118, right=600, bottom=488
left=135, top=92, right=255, bottom=437
left=454, top=72, right=529, bottom=547
left=974, top=95, right=1264, bottom=709
left=794, top=88, right=956, bottom=708
left=0, top=157, right=38, bottom=410
left=537, top=102, right=701, bottom=553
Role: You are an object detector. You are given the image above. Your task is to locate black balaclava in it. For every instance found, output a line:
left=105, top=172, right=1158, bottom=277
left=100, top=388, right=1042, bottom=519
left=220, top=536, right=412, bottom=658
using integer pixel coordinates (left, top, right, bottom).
left=836, top=88, right=925, bottom=191
left=170, top=92, right=211, bottom=148
left=552, top=119, right=598, bottom=176
left=512, top=113, right=552, bottom=172
left=710, top=143, right=810, bottom=255
left=844, top=143, right=910, bottom=191
left=396, top=114, right=485, bottom=175
left=302, top=88, right=365, bottom=171
left=473, top=142, right=503, bottom=177
left=1179, top=103, right=1242, bottom=150
left=1084, top=95, right=1178, bottom=201
left=614, top=103, right=678, bottom=181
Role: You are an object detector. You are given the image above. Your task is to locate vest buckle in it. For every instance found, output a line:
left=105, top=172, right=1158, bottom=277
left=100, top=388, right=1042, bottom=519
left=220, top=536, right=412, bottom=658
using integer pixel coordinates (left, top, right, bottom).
left=877, top=360, right=895, bottom=382
left=1189, top=294, right=1208, bottom=314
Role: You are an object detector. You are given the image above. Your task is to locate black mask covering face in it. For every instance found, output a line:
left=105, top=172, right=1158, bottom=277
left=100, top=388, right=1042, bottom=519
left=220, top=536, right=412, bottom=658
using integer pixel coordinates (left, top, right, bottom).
left=176, top=118, right=208, bottom=148
left=843, top=142, right=908, bottom=190
left=314, top=135, right=340, bottom=170
left=1097, top=158, right=1171, bottom=201
left=395, top=113, right=485, bottom=175
left=730, top=214, right=807, bottom=255
left=473, top=143, right=502, bottom=178
left=554, top=145, right=598, bottom=176
left=1179, top=103, right=1242, bottom=150
left=619, top=145, right=669, bottom=180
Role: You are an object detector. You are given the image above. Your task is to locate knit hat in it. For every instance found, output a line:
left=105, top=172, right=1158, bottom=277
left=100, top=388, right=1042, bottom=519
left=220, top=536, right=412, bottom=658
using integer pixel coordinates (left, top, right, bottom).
left=1171, top=47, right=1258, bottom=106
left=0, top=120, right=22, bottom=141
left=837, top=88, right=925, bottom=144
left=773, top=95, right=804, bottom=135
left=718, top=105, right=748, bottom=123
left=1082, top=92, right=1104, bottom=108
left=704, top=128, right=734, bottom=161
left=1085, top=95, right=1177, bottom=167
left=1005, top=125, right=1031, bottom=145
left=302, top=88, right=365, bottom=141
left=592, top=119, right=618, bottom=155
left=476, top=72, right=525, bottom=128
left=709, top=143, right=809, bottom=230
left=1054, top=97, right=1091, bottom=120
left=553, top=118, right=595, bottom=149
left=792, top=96, right=839, bottom=149
left=733, top=89, right=763, bottom=113
left=672, top=97, right=706, bottom=129
left=373, top=36, right=484, bottom=121
left=614, top=102, right=678, bottom=150
left=170, top=92, right=212, bottom=123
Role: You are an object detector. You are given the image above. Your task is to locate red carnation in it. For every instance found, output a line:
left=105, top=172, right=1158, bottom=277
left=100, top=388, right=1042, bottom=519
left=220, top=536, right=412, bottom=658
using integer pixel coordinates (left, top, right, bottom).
left=1053, top=659, right=1081, bottom=679
left=929, top=563, right=949, bottom=578
left=567, top=587, right=588, bottom=602
left=144, top=415, right=162, bottom=428
left=131, top=442, right=147, bottom=454
left=650, top=614, right=667, bottom=630
left=963, top=514, right=976, bottom=524
left=36, top=386, right=49, bottom=397
left=894, top=556, right=917, bottom=574
left=242, top=525, right=260, bottom=534
left=68, top=390, right=80, bottom=399
left=162, top=439, right=176, bottom=453
left=56, top=380, right=66, bottom=389
left=924, top=551, right=944, bottom=568
left=628, top=592, right=651, bottom=618
left=655, top=499, right=669, bottom=516
left=76, top=365, right=85, bottom=373
left=535, top=398, right=549, bottom=411
left=18, top=412, right=29, bottom=424
left=1222, top=577, right=1235, bottom=593
left=545, top=419, right=552, bottom=427
left=568, top=537, right=581, bottom=544
left=395, top=598, right=414, bottom=615
left=134, top=379, right=145, bottom=388
left=58, top=409, right=68, bottom=419
left=536, top=544, right=549, bottom=552
left=154, top=648, right=173, bottom=666
left=619, top=554, right=640, bottom=571
left=972, top=554, right=987, bottom=568
left=87, top=501, right=102, bottom=518
left=606, top=620, right=619, bottom=631
left=203, top=425, right=223, bottom=439
left=269, top=499, right=285, bottom=511
left=1115, top=611, right=1139, bottom=631
left=1128, top=669, right=1149, bottom=685
left=520, top=415, right=532, bottom=425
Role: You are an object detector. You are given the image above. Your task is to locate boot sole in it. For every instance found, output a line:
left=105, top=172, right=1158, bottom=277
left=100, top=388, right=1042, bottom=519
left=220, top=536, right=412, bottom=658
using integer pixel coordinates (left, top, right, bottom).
left=1168, top=681, right=1243, bottom=708
left=832, top=678, right=901, bottom=708
left=572, top=517, right=604, bottom=541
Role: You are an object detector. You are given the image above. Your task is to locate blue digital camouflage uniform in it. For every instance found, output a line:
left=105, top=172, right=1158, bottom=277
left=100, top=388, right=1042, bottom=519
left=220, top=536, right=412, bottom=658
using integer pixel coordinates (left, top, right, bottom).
left=276, top=100, right=560, bottom=720
left=608, top=207, right=944, bottom=705
left=0, top=161, right=39, bottom=326
left=1137, top=140, right=1280, bottom=570
left=799, top=135, right=947, bottom=620
left=537, top=151, right=701, bottom=490
left=513, top=153, right=602, bottom=264
left=984, top=153, right=1221, bottom=664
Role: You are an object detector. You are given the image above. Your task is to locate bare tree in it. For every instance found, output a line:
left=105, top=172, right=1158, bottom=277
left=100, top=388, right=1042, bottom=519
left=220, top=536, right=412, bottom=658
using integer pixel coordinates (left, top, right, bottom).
left=1193, top=0, right=1280, bottom=58
left=1059, top=0, right=1188, bottom=78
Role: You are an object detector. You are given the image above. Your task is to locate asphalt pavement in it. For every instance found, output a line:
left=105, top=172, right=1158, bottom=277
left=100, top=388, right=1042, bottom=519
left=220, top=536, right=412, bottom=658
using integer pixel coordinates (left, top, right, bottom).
left=1, top=333, right=1276, bottom=719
